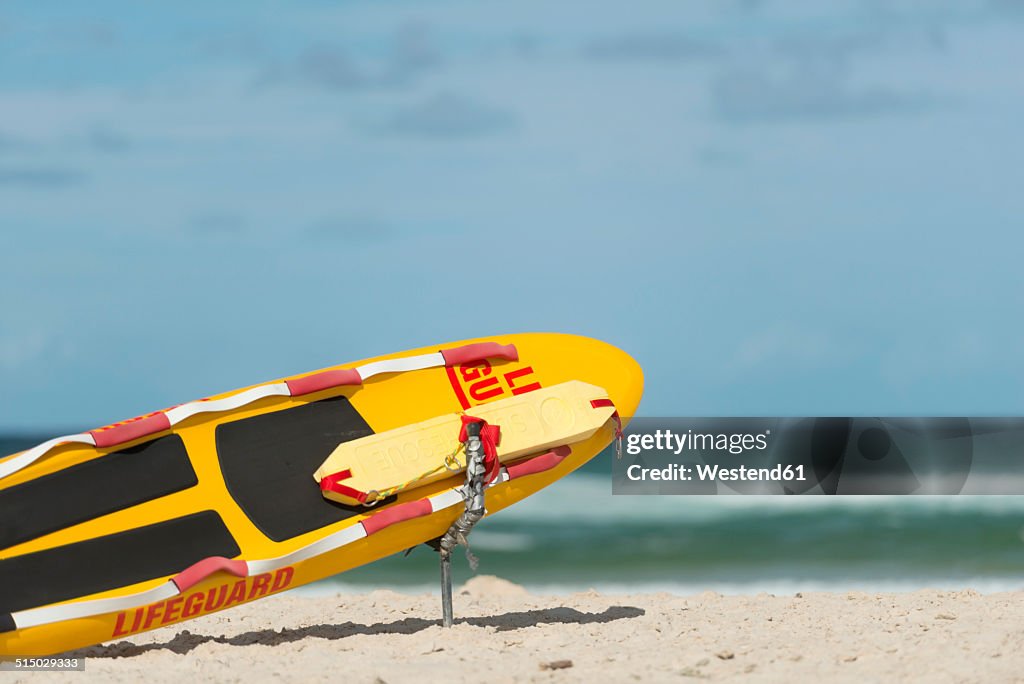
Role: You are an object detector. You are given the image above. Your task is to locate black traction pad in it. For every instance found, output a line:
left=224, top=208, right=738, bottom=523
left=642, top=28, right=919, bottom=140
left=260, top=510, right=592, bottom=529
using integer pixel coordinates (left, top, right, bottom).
left=0, top=510, right=239, bottom=615
left=216, top=395, right=389, bottom=542
left=0, top=435, right=198, bottom=551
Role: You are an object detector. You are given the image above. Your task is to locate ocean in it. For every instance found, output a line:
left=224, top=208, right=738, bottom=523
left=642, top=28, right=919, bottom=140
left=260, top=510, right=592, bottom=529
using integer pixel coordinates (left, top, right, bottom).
left=5, top=435, right=1023, bottom=596
left=323, top=450, right=1024, bottom=596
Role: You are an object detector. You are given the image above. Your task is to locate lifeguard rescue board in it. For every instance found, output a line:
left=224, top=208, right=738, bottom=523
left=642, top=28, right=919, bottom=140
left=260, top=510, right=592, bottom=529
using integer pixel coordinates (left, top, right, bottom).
left=0, top=333, right=643, bottom=656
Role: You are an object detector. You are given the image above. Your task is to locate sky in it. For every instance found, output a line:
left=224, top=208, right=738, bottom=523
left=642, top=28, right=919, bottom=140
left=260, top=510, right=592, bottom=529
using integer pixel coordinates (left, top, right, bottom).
left=2, top=0, right=1023, bottom=430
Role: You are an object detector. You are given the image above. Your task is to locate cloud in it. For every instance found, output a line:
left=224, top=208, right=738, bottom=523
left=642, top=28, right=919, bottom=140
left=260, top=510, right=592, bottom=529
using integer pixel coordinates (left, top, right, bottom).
left=583, top=32, right=723, bottom=61
left=0, top=126, right=127, bottom=157
left=280, top=45, right=366, bottom=90
left=695, top=143, right=744, bottom=167
left=880, top=331, right=1007, bottom=388
left=991, top=0, right=1024, bottom=15
left=734, top=0, right=765, bottom=11
left=729, top=325, right=852, bottom=372
left=0, top=168, right=86, bottom=188
left=257, top=21, right=441, bottom=92
left=771, top=25, right=948, bottom=62
left=378, top=92, right=517, bottom=138
left=389, top=21, right=442, bottom=76
left=711, top=64, right=937, bottom=123
left=0, top=330, right=50, bottom=370
left=188, top=213, right=247, bottom=237
left=88, top=126, right=131, bottom=153
left=704, top=19, right=953, bottom=125
left=772, top=30, right=887, bottom=66
left=58, top=21, right=120, bottom=48
left=0, top=126, right=128, bottom=155
left=198, top=32, right=273, bottom=60
left=305, top=217, right=395, bottom=245
left=0, top=133, right=33, bottom=153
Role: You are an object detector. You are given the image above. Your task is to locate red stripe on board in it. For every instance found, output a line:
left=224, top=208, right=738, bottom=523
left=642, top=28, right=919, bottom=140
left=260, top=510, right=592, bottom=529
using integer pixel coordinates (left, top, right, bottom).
left=506, top=446, right=572, bottom=480
left=590, top=399, right=614, bottom=410
left=91, top=413, right=172, bottom=448
left=360, top=498, right=434, bottom=536
left=286, top=369, right=362, bottom=396
left=172, top=556, right=249, bottom=593
left=441, top=342, right=518, bottom=367
left=320, top=469, right=369, bottom=504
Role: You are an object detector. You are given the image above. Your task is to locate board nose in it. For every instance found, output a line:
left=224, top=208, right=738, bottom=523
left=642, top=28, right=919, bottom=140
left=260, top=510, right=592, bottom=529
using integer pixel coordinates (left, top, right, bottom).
left=538, top=333, right=644, bottom=425
left=590, top=338, right=644, bottom=424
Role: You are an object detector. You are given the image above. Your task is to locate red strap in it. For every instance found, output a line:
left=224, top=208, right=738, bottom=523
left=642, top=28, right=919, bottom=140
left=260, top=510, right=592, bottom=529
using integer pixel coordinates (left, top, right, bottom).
left=172, top=556, right=249, bottom=592
left=286, top=368, right=362, bottom=396
left=441, top=342, right=518, bottom=367
left=361, top=498, right=433, bottom=535
left=91, top=412, right=172, bottom=448
left=319, top=468, right=369, bottom=503
left=459, top=415, right=502, bottom=484
left=506, top=446, right=571, bottom=479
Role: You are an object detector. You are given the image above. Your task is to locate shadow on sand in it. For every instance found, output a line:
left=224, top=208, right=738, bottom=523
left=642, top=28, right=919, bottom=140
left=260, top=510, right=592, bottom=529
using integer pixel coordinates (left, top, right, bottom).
left=73, top=605, right=645, bottom=658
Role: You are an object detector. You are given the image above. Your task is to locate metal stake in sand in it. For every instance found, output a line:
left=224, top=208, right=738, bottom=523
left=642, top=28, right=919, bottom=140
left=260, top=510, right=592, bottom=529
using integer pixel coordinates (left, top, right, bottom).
left=440, top=552, right=454, bottom=627
left=438, top=421, right=487, bottom=628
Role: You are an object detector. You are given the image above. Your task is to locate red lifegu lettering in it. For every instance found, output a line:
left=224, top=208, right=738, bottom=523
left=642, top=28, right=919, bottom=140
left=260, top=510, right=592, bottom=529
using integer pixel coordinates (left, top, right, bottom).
left=111, top=566, right=294, bottom=637
left=447, top=361, right=542, bottom=410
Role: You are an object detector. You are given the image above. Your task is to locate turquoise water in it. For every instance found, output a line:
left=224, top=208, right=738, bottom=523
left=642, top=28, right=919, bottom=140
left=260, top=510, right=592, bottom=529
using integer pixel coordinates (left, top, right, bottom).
left=5, top=436, right=1023, bottom=594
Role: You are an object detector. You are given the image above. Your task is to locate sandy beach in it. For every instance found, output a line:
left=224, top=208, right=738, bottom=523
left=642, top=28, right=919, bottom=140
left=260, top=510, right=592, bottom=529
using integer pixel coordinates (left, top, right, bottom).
left=11, top=576, right=1021, bottom=683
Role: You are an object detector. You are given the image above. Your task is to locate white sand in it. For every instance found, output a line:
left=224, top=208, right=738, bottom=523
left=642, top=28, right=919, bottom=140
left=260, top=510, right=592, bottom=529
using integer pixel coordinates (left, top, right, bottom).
left=17, top=577, right=1024, bottom=683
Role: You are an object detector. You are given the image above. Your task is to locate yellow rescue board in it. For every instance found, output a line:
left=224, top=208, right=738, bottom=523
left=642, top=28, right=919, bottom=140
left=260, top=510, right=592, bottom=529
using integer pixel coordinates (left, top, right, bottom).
left=0, top=333, right=643, bottom=656
left=314, top=381, right=615, bottom=505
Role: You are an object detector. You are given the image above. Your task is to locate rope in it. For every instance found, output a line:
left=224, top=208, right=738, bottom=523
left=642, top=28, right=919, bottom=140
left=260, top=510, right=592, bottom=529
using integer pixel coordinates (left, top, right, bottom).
left=362, top=444, right=464, bottom=504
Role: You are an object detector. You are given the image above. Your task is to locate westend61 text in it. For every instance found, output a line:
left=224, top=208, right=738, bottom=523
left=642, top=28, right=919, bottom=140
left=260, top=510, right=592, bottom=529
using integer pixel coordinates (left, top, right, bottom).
left=626, top=463, right=806, bottom=483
